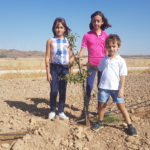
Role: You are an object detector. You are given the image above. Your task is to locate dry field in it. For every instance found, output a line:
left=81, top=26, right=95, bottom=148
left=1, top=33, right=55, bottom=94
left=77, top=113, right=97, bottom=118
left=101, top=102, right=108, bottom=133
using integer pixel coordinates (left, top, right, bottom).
left=125, top=57, right=150, bottom=67
left=0, top=58, right=45, bottom=79
left=0, top=58, right=45, bottom=70
left=0, top=57, right=150, bottom=79
left=0, top=56, right=150, bottom=71
left=0, top=57, right=150, bottom=150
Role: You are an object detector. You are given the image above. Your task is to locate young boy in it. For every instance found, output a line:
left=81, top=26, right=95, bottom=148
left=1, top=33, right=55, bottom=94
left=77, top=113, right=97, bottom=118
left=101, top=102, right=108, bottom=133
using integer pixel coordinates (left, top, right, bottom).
left=91, top=34, right=137, bottom=136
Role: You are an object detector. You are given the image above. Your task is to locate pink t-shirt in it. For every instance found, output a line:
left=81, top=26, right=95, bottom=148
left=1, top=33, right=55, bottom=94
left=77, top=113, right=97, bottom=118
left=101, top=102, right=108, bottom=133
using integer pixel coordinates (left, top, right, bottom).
left=81, top=30, right=108, bottom=66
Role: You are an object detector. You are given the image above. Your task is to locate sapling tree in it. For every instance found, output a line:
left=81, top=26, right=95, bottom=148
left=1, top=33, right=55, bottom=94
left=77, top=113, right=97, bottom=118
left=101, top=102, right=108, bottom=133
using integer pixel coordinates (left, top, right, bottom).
left=65, top=32, right=90, bottom=126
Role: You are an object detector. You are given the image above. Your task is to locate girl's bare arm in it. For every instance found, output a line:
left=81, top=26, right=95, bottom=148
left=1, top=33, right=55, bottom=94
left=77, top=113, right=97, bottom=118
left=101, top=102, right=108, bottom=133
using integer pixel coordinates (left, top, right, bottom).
left=68, top=45, right=75, bottom=65
left=45, top=39, right=52, bottom=82
left=68, top=45, right=75, bottom=73
left=78, top=47, right=85, bottom=58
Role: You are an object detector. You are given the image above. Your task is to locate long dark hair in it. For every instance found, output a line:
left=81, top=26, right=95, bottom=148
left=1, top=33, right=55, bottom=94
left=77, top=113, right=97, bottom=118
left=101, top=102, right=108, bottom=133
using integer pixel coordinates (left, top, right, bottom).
left=52, top=17, right=71, bottom=37
left=89, top=11, right=111, bottom=31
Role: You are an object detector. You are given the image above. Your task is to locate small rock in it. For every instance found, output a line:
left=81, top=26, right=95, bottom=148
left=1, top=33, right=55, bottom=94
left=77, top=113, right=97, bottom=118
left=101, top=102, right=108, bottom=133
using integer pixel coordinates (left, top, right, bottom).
left=68, top=141, right=74, bottom=147
left=75, top=141, right=83, bottom=150
left=0, top=120, right=4, bottom=123
left=23, top=134, right=32, bottom=140
left=83, top=147, right=89, bottom=150
left=85, top=134, right=92, bottom=142
left=76, top=132, right=83, bottom=139
left=130, top=109, right=135, bottom=114
left=144, top=147, right=150, bottom=150
left=29, top=118, right=36, bottom=125
left=125, top=136, right=136, bottom=143
left=61, top=139, right=69, bottom=146
left=130, top=115, right=140, bottom=122
left=145, top=132, right=150, bottom=138
left=37, top=103, right=47, bottom=108
left=1, top=143, right=10, bottom=148
left=145, top=139, right=150, bottom=145
left=34, top=129, right=39, bottom=135
left=77, top=126, right=84, bottom=133
left=131, top=144, right=139, bottom=150
left=133, top=139, right=140, bottom=145
left=53, top=138, right=61, bottom=147
left=121, top=123, right=127, bottom=128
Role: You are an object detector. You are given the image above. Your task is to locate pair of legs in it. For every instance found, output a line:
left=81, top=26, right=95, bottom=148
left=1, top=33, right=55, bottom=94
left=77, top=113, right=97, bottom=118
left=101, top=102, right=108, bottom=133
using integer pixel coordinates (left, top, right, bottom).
left=98, top=102, right=131, bottom=124
left=50, top=63, right=69, bottom=113
left=92, top=89, right=137, bottom=136
left=97, top=89, right=131, bottom=124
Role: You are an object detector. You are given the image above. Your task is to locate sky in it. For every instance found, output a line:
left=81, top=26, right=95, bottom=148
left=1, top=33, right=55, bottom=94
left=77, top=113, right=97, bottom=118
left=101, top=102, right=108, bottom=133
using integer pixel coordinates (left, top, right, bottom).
left=0, top=0, right=150, bottom=55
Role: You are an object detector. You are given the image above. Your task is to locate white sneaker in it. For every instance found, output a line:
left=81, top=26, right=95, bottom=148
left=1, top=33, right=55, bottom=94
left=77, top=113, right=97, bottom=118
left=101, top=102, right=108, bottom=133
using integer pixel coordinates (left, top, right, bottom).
left=48, top=112, right=56, bottom=120
left=59, top=112, right=69, bottom=120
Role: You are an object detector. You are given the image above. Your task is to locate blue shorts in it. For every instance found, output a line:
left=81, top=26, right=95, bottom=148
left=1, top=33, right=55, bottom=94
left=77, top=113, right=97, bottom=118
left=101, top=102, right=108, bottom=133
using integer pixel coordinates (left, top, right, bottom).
left=98, top=89, right=125, bottom=103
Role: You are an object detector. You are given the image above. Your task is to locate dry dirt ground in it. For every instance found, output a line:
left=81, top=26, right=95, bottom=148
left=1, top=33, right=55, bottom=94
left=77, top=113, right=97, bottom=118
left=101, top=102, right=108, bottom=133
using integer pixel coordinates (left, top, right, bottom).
left=0, top=72, right=150, bottom=150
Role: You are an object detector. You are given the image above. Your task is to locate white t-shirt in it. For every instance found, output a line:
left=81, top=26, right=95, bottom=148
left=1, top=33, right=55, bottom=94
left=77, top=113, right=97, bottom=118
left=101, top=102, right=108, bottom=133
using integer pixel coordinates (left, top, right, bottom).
left=98, top=55, right=127, bottom=90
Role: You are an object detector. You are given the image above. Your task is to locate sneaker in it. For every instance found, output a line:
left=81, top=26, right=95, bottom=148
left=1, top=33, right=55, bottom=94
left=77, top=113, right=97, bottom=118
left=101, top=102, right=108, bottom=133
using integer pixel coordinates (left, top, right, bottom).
left=91, top=120, right=104, bottom=131
left=128, top=125, right=138, bottom=136
left=59, top=112, right=69, bottom=120
left=48, top=112, right=56, bottom=120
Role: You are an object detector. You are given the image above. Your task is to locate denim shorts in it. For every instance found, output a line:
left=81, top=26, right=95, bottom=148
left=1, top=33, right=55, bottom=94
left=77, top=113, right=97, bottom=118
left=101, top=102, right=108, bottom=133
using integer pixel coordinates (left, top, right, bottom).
left=98, top=89, right=125, bottom=103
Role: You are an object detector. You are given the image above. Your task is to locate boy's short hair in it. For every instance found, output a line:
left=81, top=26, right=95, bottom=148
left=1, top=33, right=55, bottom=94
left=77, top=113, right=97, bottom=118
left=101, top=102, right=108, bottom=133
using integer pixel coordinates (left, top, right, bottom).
left=105, top=34, right=121, bottom=48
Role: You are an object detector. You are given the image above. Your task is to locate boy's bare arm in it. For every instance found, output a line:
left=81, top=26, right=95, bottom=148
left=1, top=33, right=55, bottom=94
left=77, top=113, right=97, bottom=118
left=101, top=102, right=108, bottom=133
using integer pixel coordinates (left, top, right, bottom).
left=118, top=76, right=126, bottom=97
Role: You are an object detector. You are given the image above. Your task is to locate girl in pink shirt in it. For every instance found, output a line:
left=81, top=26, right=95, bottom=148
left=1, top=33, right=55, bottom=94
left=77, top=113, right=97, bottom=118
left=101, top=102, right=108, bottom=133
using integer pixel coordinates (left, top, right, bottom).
left=78, top=11, right=111, bottom=110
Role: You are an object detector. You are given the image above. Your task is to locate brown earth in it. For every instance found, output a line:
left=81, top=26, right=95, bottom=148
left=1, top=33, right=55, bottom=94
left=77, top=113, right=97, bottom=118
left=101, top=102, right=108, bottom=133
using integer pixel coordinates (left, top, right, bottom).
left=0, top=72, right=150, bottom=150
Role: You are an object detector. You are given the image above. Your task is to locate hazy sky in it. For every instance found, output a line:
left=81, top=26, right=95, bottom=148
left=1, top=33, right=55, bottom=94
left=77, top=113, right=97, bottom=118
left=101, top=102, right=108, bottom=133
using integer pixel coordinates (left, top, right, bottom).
left=0, top=0, right=150, bottom=55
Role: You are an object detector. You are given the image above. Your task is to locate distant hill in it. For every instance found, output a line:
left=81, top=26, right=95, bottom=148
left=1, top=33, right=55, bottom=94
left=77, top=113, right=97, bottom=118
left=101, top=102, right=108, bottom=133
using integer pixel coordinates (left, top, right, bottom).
left=0, top=49, right=149, bottom=59
left=0, top=49, right=45, bottom=58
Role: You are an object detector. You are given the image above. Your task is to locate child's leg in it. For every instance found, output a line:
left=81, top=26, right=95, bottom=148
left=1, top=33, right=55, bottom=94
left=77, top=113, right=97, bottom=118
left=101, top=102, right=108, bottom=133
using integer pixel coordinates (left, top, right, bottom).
left=97, top=89, right=109, bottom=120
left=86, top=68, right=97, bottom=104
left=116, top=103, right=131, bottom=124
left=58, top=66, right=69, bottom=113
left=91, top=102, right=106, bottom=131
left=117, top=103, right=138, bottom=136
left=50, top=64, right=59, bottom=112
left=112, top=90, right=138, bottom=136
left=91, top=89, right=109, bottom=131
left=111, top=90, right=131, bottom=124
left=98, top=102, right=107, bottom=121
left=58, top=79, right=67, bottom=113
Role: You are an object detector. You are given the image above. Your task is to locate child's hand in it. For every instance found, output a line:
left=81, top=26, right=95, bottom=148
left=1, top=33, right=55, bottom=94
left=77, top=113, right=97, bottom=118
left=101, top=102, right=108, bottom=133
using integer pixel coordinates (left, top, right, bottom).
left=118, top=88, right=124, bottom=97
left=75, top=57, right=85, bottom=66
left=47, top=73, right=52, bottom=82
